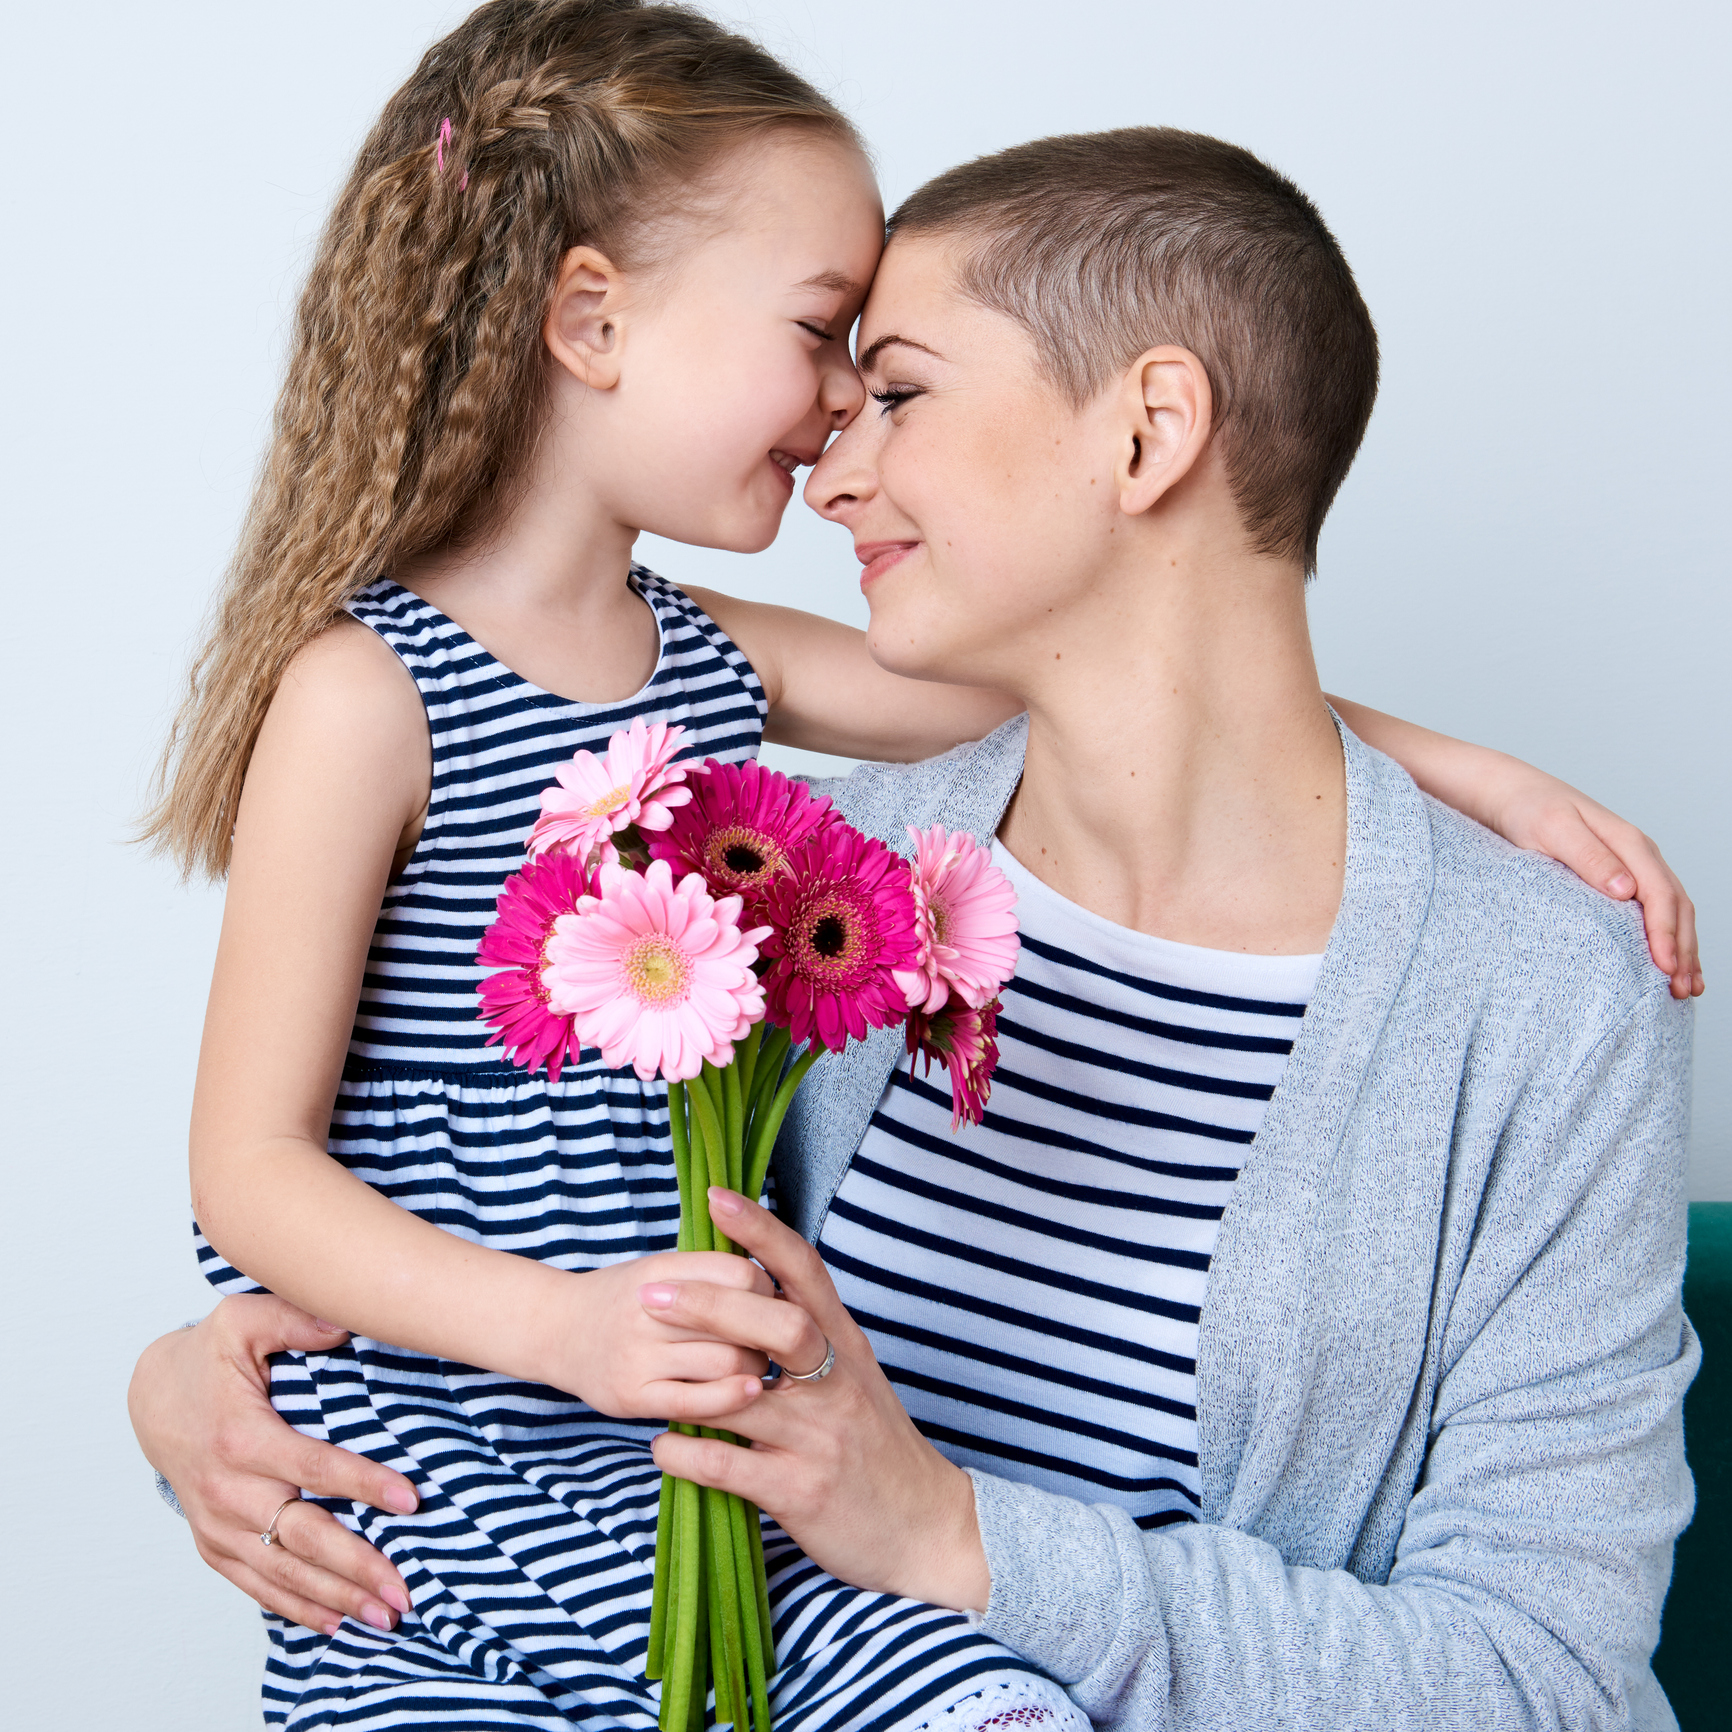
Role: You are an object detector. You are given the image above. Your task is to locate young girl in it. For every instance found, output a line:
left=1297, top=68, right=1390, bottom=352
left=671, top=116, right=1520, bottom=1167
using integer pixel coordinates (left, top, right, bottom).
left=147, top=3, right=1698, bottom=1727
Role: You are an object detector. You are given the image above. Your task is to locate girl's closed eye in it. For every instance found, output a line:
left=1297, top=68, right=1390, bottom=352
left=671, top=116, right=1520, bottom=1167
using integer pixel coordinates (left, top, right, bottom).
left=799, top=321, right=838, bottom=343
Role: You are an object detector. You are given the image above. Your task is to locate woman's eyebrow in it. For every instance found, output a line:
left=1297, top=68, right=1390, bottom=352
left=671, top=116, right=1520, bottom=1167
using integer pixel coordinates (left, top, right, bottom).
left=857, top=334, right=946, bottom=373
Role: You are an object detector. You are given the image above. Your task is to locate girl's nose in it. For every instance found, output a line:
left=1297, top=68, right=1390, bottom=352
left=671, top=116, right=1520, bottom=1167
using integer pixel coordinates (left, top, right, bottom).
left=819, top=347, right=866, bottom=429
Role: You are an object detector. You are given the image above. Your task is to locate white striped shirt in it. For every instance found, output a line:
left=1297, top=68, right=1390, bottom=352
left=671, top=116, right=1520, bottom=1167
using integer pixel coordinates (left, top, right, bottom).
left=820, top=841, right=1322, bottom=1529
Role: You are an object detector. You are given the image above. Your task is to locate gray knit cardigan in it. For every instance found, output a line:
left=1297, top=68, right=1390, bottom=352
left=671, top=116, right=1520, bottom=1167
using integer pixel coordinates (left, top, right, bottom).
left=777, top=714, right=1698, bottom=1732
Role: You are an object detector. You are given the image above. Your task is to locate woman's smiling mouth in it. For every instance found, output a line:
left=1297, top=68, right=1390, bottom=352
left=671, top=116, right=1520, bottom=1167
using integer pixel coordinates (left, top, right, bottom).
left=854, top=541, right=919, bottom=588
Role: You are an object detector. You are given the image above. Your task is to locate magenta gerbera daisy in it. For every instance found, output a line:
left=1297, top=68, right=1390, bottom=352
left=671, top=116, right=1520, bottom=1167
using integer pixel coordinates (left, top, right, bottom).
left=759, top=828, right=920, bottom=1052
left=542, top=858, right=769, bottom=1083
left=475, top=850, right=596, bottom=1080
left=526, top=717, right=695, bottom=865
left=646, top=758, right=839, bottom=908
left=907, top=996, right=1002, bottom=1130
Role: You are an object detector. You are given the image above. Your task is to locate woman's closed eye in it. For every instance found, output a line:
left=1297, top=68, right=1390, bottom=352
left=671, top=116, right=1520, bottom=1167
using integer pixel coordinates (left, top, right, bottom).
left=869, top=385, right=923, bottom=415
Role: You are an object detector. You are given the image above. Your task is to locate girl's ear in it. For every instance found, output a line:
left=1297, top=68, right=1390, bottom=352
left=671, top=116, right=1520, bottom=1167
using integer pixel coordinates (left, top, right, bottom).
left=1113, top=345, right=1214, bottom=516
left=544, top=246, right=631, bottom=389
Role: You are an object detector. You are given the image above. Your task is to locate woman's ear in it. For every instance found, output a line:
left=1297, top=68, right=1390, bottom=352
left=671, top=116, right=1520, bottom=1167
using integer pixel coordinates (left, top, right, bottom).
left=544, top=246, right=631, bottom=390
left=1113, top=345, right=1214, bottom=516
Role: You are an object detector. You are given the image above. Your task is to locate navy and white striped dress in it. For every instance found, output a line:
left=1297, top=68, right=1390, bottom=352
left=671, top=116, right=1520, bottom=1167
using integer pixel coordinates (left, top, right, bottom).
left=822, top=842, right=1321, bottom=1532
left=196, top=576, right=1078, bottom=1732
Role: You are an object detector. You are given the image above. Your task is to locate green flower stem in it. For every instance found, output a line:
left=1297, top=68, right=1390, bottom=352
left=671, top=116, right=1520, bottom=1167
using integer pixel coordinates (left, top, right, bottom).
left=668, top=1083, right=693, bottom=1254
left=742, top=1045, right=821, bottom=1207
left=662, top=1466, right=705, bottom=1732
left=722, top=1061, right=744, bottom=1193
left=703, top=1476, right=746, bottom=1728
left=647, top=1465, right=675, bottom=1678
left=729, top=1488, right=771, bottom=1731
left=746, top=1498, right=774, bottom=1677
left=743, top=1028, right=791, bottom=1162
left=686, top=1074, right=729, bottom=1254
left=735, top=1022, right=764, bottom=1120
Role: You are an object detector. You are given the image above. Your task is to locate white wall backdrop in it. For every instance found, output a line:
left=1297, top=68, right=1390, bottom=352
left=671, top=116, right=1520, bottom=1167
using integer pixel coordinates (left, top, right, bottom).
left=3, top=2, right=1725, bottom=1723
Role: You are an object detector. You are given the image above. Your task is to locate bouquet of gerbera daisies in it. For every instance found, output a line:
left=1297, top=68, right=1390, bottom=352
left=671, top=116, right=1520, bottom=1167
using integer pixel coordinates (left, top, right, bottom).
left=475, top=721, right=1019, bottom=1732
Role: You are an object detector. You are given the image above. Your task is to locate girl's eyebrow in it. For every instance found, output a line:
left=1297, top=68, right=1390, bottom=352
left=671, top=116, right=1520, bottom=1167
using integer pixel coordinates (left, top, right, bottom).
left=857, top=334, right=946, bottom=373
left=794, top=270, right=862, bottom=295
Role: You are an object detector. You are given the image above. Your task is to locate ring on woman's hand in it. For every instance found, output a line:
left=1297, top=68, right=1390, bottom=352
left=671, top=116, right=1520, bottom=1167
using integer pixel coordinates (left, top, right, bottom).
left=260, top=1496, right=300, bottom=1548
left=777, top=1337, right=835, bottom=1384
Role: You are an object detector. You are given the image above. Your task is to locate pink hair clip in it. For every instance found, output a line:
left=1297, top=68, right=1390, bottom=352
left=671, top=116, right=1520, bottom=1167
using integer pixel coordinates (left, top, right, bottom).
left=435, top=117, right=469, bottom=193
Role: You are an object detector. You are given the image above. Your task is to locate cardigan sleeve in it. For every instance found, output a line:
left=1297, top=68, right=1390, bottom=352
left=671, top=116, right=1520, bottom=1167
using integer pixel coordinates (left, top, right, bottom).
left=970, top=982, right=1697, bottom=1731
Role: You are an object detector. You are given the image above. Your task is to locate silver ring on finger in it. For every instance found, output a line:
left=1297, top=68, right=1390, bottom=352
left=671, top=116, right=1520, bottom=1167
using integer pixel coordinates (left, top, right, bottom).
left=260, top=1495, right=300, bottom=1547
left=776, top=1337, right=835, bottom=1384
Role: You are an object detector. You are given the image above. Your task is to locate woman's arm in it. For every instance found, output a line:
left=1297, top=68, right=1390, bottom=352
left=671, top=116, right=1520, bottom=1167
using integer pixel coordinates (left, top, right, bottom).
left=1332, top=695, right=1702, bottom=998
left=191, top=623, right=769, bottom=1421
left=656, top=984, right=1696, bottom=1731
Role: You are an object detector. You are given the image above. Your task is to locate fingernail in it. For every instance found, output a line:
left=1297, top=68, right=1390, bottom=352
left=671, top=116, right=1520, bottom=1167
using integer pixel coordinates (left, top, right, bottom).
left=1606, top=873, right=1635, bottom=897
left=362, top=1601, right=394, bottom=1630
left=640, top=1283, right=678, bottom=1308
left=385, top=1485, right=418, bottom=1514
left=313, top=1320, right=343, bottom=1333
left=708, top=1187, right=744, bottom=1216
left=382, top=1584, right=411, bottom=1616
left=323, top=1620, right=341, bottom=1637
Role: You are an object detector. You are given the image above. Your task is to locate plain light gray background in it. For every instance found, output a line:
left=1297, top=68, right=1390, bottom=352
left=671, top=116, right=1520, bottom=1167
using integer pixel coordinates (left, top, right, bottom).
left=3, top=1, right=1724, bottom=1723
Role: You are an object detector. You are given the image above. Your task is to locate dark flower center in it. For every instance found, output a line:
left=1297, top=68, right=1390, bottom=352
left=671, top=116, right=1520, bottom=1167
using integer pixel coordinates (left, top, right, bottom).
left=724, top=843, right=766, bottom=875
left=810, top=914, right=848, bottom=957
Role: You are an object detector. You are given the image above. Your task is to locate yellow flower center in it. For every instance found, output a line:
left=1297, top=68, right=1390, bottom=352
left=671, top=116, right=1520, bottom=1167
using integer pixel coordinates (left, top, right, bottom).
left=585, top=783, right=633, bottom=819
left=623, top=934, right=690, bottom=1005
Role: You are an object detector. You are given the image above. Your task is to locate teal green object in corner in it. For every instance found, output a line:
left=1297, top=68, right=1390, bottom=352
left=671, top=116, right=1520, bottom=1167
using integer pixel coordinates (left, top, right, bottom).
left=1654, top=1202, right=1732, bottom=1730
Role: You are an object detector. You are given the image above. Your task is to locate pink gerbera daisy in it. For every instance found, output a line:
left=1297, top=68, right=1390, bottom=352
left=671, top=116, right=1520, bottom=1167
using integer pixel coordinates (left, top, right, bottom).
left=759, top=828, right=920, bottom=1052
left=475, top=851, right=596, bottom=1080
left=647, top=758, right=838, bottom=908
left=894, top=825, right=1021, bottom=1015
left=526, top=717, right=694, bottom=864
left=542, top=858, right=768, bottom=1083
left=907, top=996, right=1002, bottom=1130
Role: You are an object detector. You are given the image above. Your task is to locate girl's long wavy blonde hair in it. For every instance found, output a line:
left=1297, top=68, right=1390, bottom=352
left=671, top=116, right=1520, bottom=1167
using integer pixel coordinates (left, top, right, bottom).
left=144, top=0, right=856, bottom=879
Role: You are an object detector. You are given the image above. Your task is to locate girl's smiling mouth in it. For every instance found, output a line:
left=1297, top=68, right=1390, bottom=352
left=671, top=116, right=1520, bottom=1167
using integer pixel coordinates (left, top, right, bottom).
left=855, top=540, right=919, bottom=588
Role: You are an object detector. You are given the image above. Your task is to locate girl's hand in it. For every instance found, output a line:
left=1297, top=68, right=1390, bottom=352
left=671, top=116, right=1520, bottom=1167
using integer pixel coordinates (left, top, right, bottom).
left=1485, top=772, right=1703, bottom=1000
left=550, top=1251, right=777, bottom=1422
left=127, top=1296, right=417, bottom=1636
left=1327, top=696, right=1704, bottom=999
left=645, top=1190, right=991, bottom=1614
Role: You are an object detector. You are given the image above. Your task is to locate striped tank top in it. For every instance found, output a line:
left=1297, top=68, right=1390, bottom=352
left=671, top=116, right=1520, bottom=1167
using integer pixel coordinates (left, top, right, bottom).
left=192, top=575, right=1080, bottom=1732
left=821, top=840, right=1322, bottom=1531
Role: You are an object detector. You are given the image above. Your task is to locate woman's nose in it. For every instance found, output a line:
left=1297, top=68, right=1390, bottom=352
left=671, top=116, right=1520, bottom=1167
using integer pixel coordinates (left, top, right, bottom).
left=804, top=419, right=874, bottom=522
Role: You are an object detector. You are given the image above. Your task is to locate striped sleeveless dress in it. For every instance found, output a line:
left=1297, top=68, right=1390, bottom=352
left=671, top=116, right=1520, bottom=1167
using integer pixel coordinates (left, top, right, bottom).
left=195, top=573, right=1079, bottom=1732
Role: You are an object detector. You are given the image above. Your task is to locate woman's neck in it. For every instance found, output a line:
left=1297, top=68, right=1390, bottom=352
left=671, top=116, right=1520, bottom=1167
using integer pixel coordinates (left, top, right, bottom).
left=997, top=550, right=1345, bottom=955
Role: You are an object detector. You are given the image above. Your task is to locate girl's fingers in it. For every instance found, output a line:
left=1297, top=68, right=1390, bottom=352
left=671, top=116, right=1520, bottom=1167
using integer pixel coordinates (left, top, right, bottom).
left=642, top=1375, right=766, bottom=1424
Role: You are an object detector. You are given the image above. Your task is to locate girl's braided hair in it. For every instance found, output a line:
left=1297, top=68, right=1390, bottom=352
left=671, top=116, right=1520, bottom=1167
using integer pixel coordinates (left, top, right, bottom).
left=146, top=0, right=857, bottom=878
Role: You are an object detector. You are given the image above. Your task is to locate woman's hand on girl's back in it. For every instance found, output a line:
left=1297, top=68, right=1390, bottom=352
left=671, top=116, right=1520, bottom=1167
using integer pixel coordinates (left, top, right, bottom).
left=128, top=1297, right=417, bottom=1635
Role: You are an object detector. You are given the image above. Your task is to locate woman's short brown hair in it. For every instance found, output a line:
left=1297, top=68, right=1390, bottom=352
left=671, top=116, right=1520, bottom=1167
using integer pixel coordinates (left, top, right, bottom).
left=888, top=128, right=1379, bottom=575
